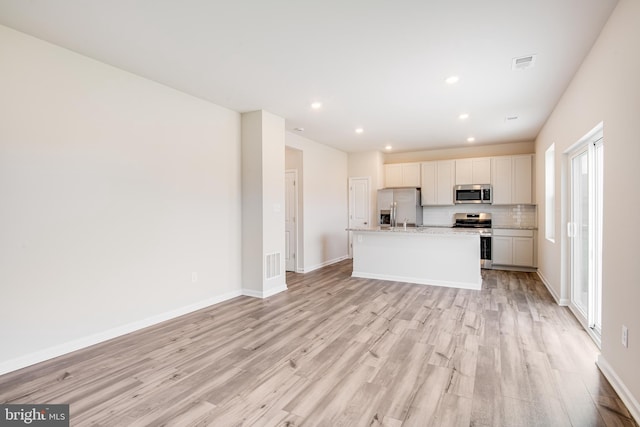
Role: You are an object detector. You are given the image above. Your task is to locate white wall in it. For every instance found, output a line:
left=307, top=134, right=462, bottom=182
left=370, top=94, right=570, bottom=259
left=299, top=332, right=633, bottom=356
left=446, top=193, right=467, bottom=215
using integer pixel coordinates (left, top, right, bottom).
left=384, top=141, right=535, bottom=163
left=0, top=26, right=242, bottom=373
left=286, top=132, right=349, bottom=272
left=241, top=111, right=287, bottom=297
left=260, top=113, right=286, bottom=295
left=534, top=0, right=640, bottom=416
left=241, top=112, right=264, bottom=294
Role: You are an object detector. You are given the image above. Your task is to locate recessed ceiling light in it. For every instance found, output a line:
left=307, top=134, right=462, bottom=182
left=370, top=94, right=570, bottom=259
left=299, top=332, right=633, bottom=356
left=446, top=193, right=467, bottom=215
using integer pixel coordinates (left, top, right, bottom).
left=355, top=128, right=364, bottom=134
left=385, top=145, right=392, bottom=150
left=311, top=101, right=322, bottom=109
left=459, top=113, right=470, bottom=120
left=445, top=76, right=460, bottom=85
left=467, top=137, right=475, bottom=143
left=294, top=127, right=304, bottom=132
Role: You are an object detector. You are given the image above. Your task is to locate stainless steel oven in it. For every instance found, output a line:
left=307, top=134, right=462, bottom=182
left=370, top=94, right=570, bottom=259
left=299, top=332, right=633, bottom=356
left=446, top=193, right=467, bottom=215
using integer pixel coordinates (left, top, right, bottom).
left=480, top=235, right=492, bottom=269
left=453, top=213, right=492, bottom=269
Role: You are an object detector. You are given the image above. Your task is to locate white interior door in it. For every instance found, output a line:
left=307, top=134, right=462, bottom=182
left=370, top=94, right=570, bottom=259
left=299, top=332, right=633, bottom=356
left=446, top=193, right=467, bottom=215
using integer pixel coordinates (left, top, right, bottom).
left=285, top=170, right=297, bottom=272
left=348, top=177, right=370, bottom=257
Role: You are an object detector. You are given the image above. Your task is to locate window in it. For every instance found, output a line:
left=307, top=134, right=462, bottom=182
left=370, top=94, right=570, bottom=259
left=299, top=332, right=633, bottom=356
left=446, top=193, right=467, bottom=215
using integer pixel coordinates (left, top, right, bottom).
left=545, top=144, right=555, bottom=242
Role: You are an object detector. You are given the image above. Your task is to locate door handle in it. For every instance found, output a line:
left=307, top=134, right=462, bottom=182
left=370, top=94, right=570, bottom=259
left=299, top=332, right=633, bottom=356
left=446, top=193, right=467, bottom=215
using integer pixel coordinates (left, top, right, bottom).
left=364, top=222, right=368, bottom=225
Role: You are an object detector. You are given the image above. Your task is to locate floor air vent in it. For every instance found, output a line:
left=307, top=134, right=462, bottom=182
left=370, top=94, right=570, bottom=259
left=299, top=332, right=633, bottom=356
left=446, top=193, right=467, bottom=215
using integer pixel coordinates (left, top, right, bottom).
left=265, top=252, right=281, bottom=279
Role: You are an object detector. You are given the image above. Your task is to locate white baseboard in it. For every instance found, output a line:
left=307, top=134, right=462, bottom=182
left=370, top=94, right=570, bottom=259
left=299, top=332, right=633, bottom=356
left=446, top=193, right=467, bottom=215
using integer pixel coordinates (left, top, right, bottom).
left=537, top=270, right=569, bottom=305
left=0, top=289, right=243, bottom=376
left=597, top=355, right=640, bottom=424
left=263, top=284, right=288, bottom=298
left=351, top=271, right=482, bottom=291
left=242, top=284, right=288, bottom=299
left=241, top=288, right=263, bottom=298
left=492, top=265, right=537, bottom=272
left=302, top=255, right=348, bottom=273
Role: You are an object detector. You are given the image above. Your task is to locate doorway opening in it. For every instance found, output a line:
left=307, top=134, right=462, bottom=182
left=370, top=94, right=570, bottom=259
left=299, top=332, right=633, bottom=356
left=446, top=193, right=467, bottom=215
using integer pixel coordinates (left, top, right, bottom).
left=285, top=146, right=303, bottom=273
left=285, top=169, right=298, bottom=272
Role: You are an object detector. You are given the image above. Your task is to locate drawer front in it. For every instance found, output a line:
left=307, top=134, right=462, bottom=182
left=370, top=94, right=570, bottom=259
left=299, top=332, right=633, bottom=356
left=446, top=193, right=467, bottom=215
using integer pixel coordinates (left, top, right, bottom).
left=492, top=229, right=534, bottom=238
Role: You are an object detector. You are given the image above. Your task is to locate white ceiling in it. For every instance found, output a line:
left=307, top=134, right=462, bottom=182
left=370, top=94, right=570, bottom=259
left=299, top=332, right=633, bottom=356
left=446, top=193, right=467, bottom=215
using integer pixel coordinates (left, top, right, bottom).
left=0, top=0, right=618, bottom=153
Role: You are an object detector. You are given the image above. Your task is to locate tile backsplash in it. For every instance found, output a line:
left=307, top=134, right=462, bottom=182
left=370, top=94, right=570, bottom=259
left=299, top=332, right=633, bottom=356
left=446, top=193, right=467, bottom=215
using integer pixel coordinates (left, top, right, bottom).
left=422, top=204, right=537, bottom=228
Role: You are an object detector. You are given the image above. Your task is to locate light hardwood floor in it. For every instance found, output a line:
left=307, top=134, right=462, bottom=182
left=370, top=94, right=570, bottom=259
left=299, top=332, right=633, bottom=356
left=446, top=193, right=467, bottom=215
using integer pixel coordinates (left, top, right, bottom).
left=0, top=260, right=637, bottom=426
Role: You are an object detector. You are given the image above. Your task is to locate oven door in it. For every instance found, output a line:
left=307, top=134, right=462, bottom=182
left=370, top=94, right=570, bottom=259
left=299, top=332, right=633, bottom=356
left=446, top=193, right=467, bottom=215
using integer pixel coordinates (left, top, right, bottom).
left=480, top=235, right=492, bottom=269
left=455, top=188, right=482, bottom=203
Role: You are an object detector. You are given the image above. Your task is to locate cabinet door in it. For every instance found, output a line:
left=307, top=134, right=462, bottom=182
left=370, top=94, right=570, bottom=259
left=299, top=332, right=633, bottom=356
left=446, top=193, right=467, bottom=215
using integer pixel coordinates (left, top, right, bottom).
left=455, top=159, right=473, bottom=185
left=436, top=160, right=455, bottom=205
left=402, top=163, right=421, bottom=187
left=420, top=162, right=437, bottom=205
left=512, top=155, right=532, bottom=204
left=472, top=158, right=491, bottom=184
left=491, top=156, right=513, bottom=205
left=513, top=237, right=534, bottom=266
left=456, top=158, right=490, bottom=185
left=492, top=236, right=513, bottom=265
left=385, top=164, right=403, bottom=187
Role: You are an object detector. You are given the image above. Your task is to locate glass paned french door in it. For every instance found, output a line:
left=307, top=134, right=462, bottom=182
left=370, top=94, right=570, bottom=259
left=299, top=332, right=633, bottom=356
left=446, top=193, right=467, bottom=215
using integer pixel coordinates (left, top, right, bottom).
left=568, top=127, right=603, bottom=345
left=592, top=140, right=603, bottom=337
left=570, top=148, right=589, bottom=317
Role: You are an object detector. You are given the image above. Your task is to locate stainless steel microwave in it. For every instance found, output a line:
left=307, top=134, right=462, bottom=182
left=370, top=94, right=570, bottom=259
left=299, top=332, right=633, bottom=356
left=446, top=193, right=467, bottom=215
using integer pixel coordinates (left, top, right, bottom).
left=454, top=184, right=492, bottom=204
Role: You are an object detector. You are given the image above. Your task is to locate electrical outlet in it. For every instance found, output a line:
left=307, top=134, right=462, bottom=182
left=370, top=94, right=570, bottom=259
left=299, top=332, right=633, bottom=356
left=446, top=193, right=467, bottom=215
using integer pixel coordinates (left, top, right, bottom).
left=622, top=325, right=628, bottom=348
left=191, top=272, right=198, bottom=283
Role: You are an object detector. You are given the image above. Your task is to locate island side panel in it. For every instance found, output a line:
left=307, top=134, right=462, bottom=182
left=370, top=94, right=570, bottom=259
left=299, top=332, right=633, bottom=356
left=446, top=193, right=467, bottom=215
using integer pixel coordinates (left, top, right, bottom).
left=351, top=231, right=482, bottom=290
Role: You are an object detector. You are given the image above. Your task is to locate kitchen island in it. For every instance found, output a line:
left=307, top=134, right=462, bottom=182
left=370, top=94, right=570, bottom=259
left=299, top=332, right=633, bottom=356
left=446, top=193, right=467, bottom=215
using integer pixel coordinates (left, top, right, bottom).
left=348, top=227, right=482, bottom=290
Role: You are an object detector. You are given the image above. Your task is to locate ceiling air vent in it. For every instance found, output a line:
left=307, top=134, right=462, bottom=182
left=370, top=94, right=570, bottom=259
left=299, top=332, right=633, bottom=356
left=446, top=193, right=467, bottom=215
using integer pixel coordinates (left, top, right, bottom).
left=512, top=54, right=536, bottom=70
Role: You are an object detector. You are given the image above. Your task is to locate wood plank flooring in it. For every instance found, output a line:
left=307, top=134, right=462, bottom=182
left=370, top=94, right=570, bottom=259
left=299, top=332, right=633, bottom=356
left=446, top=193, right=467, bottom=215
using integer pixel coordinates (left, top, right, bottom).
left=0, top=260, right=637, bottom=426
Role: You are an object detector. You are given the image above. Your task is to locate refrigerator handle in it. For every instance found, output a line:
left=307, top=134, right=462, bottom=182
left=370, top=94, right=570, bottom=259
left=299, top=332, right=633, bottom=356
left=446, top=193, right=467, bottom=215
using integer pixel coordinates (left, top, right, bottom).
left=391, top=202, right=397, bottom=227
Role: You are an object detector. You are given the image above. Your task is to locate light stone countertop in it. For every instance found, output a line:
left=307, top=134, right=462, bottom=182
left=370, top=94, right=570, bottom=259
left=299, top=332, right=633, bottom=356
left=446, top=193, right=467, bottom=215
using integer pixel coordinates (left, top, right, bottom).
left=346, top=226, right=483, bottom=236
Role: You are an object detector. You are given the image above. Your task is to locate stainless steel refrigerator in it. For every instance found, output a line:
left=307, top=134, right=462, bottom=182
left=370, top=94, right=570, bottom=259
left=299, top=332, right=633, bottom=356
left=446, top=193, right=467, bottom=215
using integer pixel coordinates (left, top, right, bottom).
left=377, top=188, right=422, bottom=227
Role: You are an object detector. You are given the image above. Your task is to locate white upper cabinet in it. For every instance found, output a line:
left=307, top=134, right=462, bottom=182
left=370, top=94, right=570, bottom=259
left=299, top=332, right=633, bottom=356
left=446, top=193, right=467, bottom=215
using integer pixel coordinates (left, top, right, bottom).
left=491, top=155, right=533, bottom=204
left=402, top=163, right=421, bottom=187
left=512, top=155, right=533, bottom=204
left=384, top=163, right=421, bottom=188
left=491, top=157, right=513, bottom=205
left=420, top=160, right=455, bottom=205
left=455, top=157, right=491, bottom=185
left=385, top=164, right=403, bottom=187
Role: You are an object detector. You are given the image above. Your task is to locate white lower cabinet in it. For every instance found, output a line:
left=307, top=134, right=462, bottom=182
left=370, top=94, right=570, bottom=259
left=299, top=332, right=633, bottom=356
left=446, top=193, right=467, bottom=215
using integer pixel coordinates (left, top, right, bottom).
left=513, top=237, right=534, bottom=266
left=492, top=229, right=535, bottom=268
left=492, top=236, right=513, bottom=265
